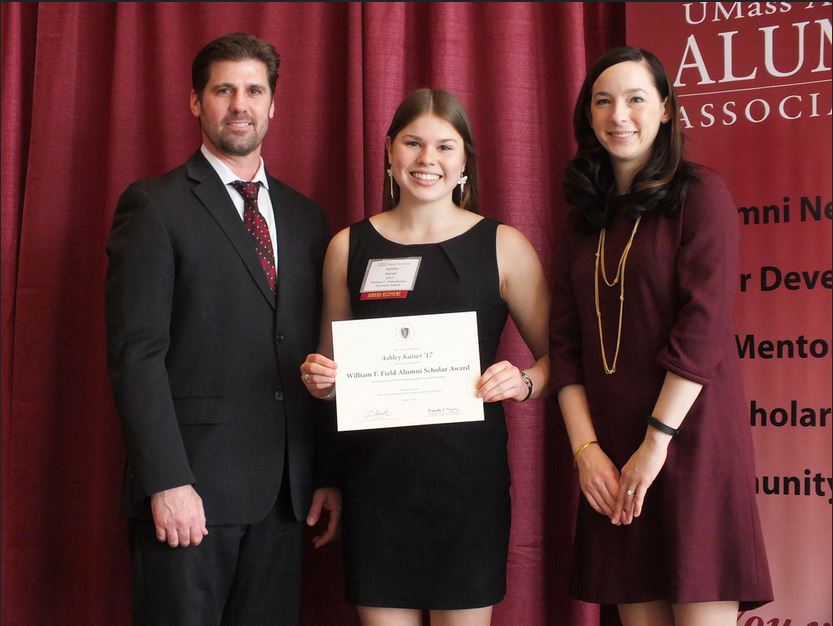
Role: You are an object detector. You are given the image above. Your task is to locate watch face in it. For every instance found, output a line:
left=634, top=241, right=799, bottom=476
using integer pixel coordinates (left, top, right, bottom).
left=520, top=372, right=533, bottom=400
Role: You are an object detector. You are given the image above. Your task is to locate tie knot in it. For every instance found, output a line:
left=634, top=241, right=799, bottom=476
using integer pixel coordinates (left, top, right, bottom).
left=231, top=180, right=260, bottom=201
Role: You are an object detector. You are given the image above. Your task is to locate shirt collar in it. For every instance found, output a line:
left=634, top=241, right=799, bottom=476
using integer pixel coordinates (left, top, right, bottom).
left=200, top=145, right=270, bottom=190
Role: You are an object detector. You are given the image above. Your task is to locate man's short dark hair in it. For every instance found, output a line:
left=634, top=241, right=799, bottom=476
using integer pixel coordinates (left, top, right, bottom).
left=192, top=33, right=280, bottom=99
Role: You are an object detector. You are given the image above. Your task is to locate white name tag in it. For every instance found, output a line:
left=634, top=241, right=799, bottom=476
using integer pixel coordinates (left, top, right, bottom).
left=359, top=257, right=422, bottom=300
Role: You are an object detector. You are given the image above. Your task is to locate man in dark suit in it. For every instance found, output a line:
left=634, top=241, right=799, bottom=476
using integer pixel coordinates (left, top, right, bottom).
left=105, top=33, right=340, bottom=626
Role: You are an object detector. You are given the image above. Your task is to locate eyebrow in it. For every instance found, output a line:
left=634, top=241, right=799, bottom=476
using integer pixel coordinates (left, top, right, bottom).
left=213, top=82, right=267, bottom=90
left=593, top=88, right=649, bottom=97
left=401, top=134, right=459, bottom=143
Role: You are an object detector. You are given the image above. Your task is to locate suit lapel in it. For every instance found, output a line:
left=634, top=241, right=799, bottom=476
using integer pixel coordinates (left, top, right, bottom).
left=186, top=152, right=276, bottom=309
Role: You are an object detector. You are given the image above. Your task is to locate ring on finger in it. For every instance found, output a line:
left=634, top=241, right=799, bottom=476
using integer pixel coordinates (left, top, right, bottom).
left=303, top=372, right=312, bottom=383
left=626, top=489, right=635, bottom=496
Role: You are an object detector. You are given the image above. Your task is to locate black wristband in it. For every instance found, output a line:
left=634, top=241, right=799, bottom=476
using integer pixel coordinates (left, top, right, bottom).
left=647, top=415, right=679, bottom=437
left=520, top=371, right=533, bottom=401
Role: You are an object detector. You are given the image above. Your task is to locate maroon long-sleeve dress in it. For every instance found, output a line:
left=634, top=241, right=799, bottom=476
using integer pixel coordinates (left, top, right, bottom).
left=550, top=167, right=773, bottom=608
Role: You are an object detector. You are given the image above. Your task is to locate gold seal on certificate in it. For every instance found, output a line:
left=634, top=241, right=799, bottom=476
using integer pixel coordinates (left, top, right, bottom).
left=332, top=311, right=484, bottom=431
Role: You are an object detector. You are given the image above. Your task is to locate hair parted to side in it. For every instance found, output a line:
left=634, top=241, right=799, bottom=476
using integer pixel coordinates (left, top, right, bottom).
left=564, top=46, right=698, bottom=231
left=382, top=88, right=479, bottom=213
left=192, top=33, right=281, bottom=100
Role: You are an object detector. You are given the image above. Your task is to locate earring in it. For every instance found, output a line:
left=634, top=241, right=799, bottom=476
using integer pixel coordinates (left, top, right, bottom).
left=386, top=167, right=394, bottom=199
left=457, top=173, right=468, bottom=196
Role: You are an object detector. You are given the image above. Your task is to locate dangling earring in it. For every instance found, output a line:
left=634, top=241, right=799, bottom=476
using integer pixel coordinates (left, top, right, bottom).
left=386, top=167, right=395, bottom=199
left=457, top=173, right=468, bottom=196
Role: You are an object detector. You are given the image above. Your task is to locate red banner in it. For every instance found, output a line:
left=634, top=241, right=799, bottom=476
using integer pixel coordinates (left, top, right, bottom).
left=627, top=3, right=832, bottom=624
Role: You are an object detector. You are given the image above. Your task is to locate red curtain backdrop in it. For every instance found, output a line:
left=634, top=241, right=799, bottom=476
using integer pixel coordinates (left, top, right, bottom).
left=1, top=3, right=624, bottom=625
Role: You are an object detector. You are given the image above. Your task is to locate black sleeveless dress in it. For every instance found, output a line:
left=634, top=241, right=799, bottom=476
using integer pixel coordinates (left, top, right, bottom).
left=340, top=217, right=510, bottom=609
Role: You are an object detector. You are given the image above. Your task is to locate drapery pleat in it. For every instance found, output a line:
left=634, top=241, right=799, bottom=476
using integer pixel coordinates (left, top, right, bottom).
left=1, top=3, right=624, bottom=624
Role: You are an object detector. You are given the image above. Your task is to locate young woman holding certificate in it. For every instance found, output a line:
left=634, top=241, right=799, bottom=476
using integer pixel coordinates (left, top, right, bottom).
left=300, top=88, right=549, bottom=626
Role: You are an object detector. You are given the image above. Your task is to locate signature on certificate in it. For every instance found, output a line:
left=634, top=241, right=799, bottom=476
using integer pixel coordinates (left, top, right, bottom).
left=427, top=407, right=462, bottom=417
left=361, top=408, right=393, bottom=422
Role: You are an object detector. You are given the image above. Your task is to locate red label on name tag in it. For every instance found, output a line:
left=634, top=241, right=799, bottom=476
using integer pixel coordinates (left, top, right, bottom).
left=360, top=290, right=409, bottom=300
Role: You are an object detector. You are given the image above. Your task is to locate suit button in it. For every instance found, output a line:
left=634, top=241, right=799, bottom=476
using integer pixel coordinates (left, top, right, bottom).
left=274, top=391, right=284, bottom=401
left=276, top=334, right=286, bottom=342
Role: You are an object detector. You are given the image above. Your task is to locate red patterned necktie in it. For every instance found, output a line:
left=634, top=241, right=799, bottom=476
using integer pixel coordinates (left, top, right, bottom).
left=230, top=180, right=277, bottom=293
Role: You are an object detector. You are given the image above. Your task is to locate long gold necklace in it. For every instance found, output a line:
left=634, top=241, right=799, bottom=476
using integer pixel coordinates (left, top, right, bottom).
left=594, top=216, right=641, bottom=374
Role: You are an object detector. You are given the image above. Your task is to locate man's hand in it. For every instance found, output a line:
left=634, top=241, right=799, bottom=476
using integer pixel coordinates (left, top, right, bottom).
left=306, top=487, right=341, bottom=548
left=150, top=485, right=209, bottom=548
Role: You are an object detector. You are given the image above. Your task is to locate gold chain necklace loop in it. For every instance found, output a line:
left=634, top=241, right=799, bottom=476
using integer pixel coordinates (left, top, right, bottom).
left=594, top=216, right=641, bottom=375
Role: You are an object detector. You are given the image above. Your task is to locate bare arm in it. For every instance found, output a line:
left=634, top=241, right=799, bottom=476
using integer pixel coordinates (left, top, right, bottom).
left=301, top=227, right=352, bottom=399
left=477, top=225, right=550, bottom=402
left=613, top=371, right=703, bottom=525
left=558, top=384, right=621, bottom=519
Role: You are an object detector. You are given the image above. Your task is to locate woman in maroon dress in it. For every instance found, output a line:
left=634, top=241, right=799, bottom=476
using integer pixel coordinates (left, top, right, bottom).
left=550, top=47, right=773, bottom=625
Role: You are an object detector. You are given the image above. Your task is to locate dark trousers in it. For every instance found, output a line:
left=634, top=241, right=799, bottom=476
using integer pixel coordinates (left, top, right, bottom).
left=129, top=480, right=303, bottom=626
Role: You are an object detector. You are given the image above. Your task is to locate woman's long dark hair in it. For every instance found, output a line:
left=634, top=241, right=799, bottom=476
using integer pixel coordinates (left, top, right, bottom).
left=564, top=46, right=698, bottom=231
left=382, top=88, right=479, bottom=212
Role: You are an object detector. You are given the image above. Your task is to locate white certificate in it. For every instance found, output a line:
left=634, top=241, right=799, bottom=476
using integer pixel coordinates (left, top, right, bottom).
left=332, top=311, right=484, bottom=431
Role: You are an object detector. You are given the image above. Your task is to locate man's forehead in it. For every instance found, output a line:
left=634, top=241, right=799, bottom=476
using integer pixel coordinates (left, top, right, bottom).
left=207, top=59, right=269, bottom=83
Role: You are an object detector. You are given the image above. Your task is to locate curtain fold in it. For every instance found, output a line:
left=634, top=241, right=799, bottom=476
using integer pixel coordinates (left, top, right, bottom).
left=0, top=3, right=624, bottom=624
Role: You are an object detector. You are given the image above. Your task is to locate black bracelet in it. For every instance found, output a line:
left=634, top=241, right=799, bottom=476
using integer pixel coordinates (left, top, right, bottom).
left=520, top=371, right=533, bottom=402
left=647, top=415, right=679, bottom=437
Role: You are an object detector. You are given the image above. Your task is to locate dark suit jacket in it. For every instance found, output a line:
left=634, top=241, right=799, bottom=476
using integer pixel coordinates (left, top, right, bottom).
left=105, top=150, right=331, bottom=525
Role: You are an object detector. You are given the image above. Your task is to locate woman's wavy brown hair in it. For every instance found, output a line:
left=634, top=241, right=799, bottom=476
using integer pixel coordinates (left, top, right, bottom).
left=564, top=46, right=698, bottom=231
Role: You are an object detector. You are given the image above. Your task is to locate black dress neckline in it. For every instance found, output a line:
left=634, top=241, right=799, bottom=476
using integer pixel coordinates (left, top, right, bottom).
left=365, top=215, right=488, bottom=247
